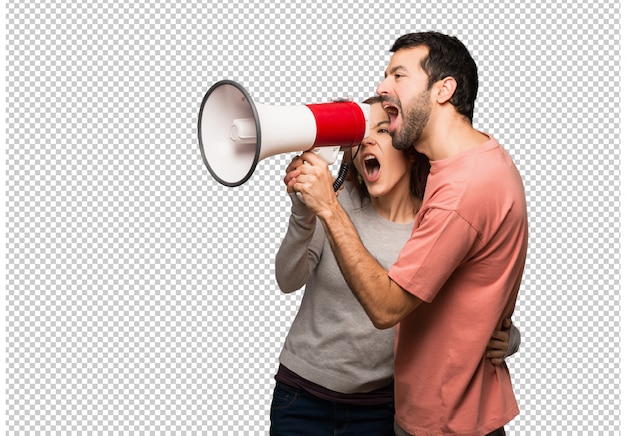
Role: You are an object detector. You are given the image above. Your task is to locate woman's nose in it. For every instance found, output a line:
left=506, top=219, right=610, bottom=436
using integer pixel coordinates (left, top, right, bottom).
left=361, top=135, right=376, bottom=147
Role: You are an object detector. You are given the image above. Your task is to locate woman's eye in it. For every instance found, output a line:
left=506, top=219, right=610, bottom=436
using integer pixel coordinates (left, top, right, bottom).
left=379, top=128, right=389, bottom=134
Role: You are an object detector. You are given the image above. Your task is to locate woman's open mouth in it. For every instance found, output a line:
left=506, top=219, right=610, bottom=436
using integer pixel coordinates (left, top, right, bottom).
left=363, top=155, right=381, bottom=182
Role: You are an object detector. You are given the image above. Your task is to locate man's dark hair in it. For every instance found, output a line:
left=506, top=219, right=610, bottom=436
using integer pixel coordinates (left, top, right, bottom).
left=391, top=31, right=478, bottom=122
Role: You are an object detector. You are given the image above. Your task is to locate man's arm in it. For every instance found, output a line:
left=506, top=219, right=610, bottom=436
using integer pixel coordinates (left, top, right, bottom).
left=288, top=152, right=423, bottom=329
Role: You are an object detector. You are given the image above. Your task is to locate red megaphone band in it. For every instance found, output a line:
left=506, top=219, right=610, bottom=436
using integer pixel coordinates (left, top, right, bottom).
left=306, top=102, right=366, bottom=147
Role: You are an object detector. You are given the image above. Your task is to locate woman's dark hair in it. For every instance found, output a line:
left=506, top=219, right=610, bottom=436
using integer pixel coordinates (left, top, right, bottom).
left=348, top=96, right=430, bottom=211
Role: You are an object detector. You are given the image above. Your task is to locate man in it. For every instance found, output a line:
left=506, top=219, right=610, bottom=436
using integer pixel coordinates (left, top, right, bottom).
left=288, top=31, right=528, bottom=436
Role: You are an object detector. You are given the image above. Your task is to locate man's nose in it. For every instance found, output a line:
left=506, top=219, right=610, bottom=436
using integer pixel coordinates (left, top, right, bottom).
left=376, top=76, right=391, bottom=96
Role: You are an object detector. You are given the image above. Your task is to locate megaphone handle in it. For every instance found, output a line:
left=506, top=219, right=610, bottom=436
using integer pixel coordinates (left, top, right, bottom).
left=312, top=146, right=340, bottom=164
left=313, top=146, right=347, bottom=192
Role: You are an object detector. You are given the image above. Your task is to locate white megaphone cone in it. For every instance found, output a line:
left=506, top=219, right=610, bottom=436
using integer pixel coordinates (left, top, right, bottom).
left=198, top=80, right=370, bottom=187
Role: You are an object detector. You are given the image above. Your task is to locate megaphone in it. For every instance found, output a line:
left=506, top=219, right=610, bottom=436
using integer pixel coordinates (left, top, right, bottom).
left=198, top=80, right=370, bottom=187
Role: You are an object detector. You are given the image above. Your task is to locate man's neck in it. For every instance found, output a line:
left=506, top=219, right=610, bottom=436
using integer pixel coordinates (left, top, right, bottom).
left=417, top=113, right=489, bottom=161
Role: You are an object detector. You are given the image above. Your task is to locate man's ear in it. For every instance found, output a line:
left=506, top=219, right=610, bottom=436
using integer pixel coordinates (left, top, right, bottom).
left=435, top=76, right=457, bottom=104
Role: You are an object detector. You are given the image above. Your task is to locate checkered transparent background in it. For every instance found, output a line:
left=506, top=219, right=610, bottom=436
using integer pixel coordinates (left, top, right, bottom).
left=6, top=0, right=620, bottom=434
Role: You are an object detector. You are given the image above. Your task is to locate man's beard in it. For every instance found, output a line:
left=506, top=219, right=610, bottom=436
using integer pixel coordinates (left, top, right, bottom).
left=391, top=90, right=431, bottom=151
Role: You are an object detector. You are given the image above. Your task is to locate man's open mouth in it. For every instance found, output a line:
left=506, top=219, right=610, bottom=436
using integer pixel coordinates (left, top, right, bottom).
left=382, top=102, right=400, bottom=133
left=382, top=103, right=399, bottom=116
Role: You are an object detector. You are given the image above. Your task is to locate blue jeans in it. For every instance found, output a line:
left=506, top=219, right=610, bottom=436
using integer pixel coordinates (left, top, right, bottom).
left=270, top=382, right=395, bottom=436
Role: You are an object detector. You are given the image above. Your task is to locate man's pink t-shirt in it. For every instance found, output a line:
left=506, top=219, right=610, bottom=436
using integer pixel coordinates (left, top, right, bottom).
left=389, top=137, right=528, bottom=436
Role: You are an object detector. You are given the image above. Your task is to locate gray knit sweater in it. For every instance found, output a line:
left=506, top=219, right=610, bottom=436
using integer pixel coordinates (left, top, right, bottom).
left=275, top=182, right=414, bottom=394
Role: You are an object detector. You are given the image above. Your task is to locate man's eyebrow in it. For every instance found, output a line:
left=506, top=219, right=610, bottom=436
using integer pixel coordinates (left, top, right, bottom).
left=384, top=65, right=408, bottom=78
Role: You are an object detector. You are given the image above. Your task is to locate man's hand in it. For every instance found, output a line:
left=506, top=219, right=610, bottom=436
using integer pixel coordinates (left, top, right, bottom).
left=486, top=318, right=513, bottom=365
left=289, top=151, right=339, bottom=219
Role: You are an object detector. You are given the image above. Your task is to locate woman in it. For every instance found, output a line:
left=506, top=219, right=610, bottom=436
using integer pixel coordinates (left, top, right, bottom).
left=271, top=97, right=519, bottom=435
